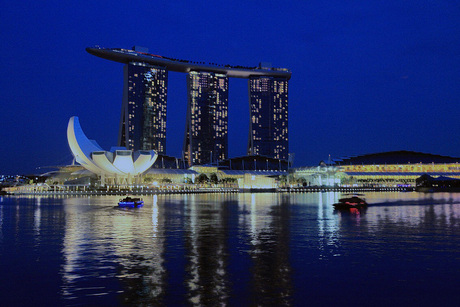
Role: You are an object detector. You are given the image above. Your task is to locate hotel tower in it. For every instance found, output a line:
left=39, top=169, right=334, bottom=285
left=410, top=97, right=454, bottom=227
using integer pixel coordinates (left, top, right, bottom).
left=184, top=71, right=229, bottom=166
left=248, top=76, right=289, bottom=160
left=87, top=46, right=291, bottom=166
left=119, top=60, right=168, bottom=154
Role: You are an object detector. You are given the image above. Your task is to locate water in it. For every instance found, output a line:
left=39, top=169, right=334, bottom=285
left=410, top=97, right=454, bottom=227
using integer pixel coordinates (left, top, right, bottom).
left=0, top=192, right=459, bottom=306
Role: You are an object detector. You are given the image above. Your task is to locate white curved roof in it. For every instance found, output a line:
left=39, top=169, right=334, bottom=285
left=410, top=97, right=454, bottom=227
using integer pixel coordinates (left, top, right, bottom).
left=134, top=152, right=158, bottom=174
left=67, top=116, right=158, bottom=176
left=92, top=152, right=124, bottom=175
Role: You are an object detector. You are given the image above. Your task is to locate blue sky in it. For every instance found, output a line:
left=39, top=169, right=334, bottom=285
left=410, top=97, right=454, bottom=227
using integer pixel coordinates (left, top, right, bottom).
left=1, top=1, right=459, bottom=174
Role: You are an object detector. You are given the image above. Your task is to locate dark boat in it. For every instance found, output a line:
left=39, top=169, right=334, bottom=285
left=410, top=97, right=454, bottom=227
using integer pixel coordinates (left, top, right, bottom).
left=118, top=196, right=144, bottom=208
left=333, top=194, right=367, bottom=209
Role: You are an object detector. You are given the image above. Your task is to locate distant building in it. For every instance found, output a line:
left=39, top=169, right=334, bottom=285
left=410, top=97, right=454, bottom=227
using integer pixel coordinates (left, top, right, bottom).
left=248, top=75, right=289, bottom=160
left=151, top=154, right=187, bottom=169
left=332, top=151, right=460, bottom=166
left=293, top=151, right=460, bottom=187
left=184, top=71, right=229, bottom=166
left=119, top=61, right=168, bottom=154
left=218, top=155, right=290, bottom=171
left=335, top=151, right=460, bottom=186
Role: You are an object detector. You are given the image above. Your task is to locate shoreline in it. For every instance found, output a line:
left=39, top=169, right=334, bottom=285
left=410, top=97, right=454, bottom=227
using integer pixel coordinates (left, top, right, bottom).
left=4, top=186, right=414, bottom=196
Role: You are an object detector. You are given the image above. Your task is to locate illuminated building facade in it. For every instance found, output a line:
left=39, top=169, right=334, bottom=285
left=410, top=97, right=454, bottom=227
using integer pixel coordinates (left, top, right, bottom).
left=293, top=151, right=460, bottom=187
left=67, top=116, right=158, bottom=185
left=338, top=162, right=460, bottom=186
left=87, top=46, right=291, bottom=166
left=248, top=76, right=289, bottom=160
left=119, top=61, right=168, bottom=154
left=184, top=71, right=228, bottom=166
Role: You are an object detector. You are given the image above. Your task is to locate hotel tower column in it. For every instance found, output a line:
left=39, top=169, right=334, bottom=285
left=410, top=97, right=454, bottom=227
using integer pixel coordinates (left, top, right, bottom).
left=184, top=71, right=228, bottom=166
left=119, top=62, right=168, bottom=154
left=248, top=75, right=289, bottom=160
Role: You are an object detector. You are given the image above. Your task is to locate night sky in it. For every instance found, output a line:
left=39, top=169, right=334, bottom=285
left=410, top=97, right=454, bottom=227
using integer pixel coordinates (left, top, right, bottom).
left=1, top=1, right=459, bottom=175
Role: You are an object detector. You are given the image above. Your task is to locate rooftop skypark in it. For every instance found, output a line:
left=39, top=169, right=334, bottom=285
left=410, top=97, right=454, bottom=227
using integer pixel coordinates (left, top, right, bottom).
left=86, top=46, right=291, bottom=79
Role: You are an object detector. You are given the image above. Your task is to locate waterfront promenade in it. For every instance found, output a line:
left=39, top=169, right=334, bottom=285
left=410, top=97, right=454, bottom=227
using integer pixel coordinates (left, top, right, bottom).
left=6, top=186, right=413, bottom=196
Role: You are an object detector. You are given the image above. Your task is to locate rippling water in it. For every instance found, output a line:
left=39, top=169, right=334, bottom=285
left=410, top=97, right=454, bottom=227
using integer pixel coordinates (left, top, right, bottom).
left=0, top=192, right=459, bottom=306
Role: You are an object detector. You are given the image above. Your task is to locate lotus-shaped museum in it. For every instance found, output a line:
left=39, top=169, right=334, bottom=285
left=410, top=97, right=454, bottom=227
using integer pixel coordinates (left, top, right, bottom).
left=67, top=116, right=157, bottom=184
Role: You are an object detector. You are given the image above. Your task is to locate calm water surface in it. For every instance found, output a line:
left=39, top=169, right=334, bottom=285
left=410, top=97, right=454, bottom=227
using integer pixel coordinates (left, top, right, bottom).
left=0, top=192, right=459, bottom=306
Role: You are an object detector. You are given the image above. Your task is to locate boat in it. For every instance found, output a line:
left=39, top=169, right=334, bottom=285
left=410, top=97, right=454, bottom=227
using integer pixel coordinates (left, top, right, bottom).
left=118, top=196, right=144, bottom=208
left=333, top=194, right=367, bottom=209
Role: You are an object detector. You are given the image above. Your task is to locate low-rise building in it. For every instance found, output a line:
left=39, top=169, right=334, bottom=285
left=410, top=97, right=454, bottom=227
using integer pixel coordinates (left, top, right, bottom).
left=293, top=151, right=460, bottom=188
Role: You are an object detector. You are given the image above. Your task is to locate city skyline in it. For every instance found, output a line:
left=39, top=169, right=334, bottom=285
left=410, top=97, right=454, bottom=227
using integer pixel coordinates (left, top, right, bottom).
left=1, top=1, right=459, bottom=174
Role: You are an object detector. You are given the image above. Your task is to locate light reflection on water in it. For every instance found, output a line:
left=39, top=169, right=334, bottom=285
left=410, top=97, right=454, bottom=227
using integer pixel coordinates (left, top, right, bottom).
left=0, top=192, right=459, bottom=306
